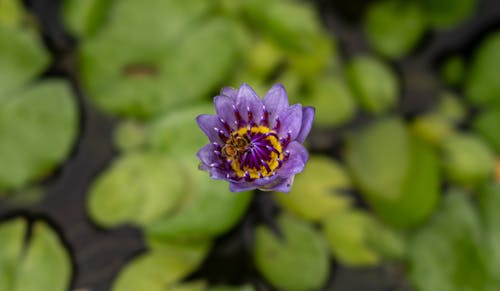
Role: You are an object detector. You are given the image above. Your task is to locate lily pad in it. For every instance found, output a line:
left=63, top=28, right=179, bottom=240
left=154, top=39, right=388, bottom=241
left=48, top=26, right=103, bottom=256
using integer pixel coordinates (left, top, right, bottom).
left=322, top=210, right=379, bottom=266
left=345, top=118, right=409, bottom=201
left=346, top=118, right=440, bottom=227
left=241, top=0, right=326, bottom=54
left=365, top=0, right=426, bottom=58
left=80, top=5, right=243, bottom=119
left=113, top=240, right=211, bottom=291
left=442, top=133, right=495, bottom=186
left=440, top=56, right=466, bottom=87
left=418, top=0, right=477, bottom=29
left=147, top=104, right=213, bottom=157
left=479, top=182, right=500, bottom=285
left=306, top=75, right=357, bottom=127
left=274, top=155, right=352, bottom=222
left=0, top=11, right=49, bottom=97
left=0, top=80, right=77, bottom=192
left=88, top=151, right=186, bottom=227
left=254, top=214, right=329, bottom=291
left=473, top=109, right=500, bottom=153
left=346, top=56, right=399, bottom=115
left=62, top=0, right=112, bottom=38
left=0, top=219, right=72, bottom=291
left=145, top=163, right=252, bottom=241
left=409, top=189, right=492, bottom=291
left=466, top=32, right=500, bottom=108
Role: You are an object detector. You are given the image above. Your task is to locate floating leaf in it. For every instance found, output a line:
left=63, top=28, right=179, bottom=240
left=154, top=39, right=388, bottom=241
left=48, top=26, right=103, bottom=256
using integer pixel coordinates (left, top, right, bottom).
left=418, top=0, right=477, bottom=29
left=0, top=12, right=49, bottom=97
left=345, top=118, right=409, bottom=201
left=146, top=163, right=251, bottom=241
left=442, top=133, right=495, bottom=186
left=88, top=152, right=186, bottom=227
left=254, top=214, right=329, bottom=291
left=409, top=189, right=492, bottom=291
left=80, top=12, right=243, bottom=119
left=0, top=219, right=72, bottom=291
left=346, top=118, right=439, bottom=227
left=479, top=183, right=500, bottom=283
left=148, top=104, right=213, bottom=157
left=113, top=120, right=148, bottom=153
left=0, top=0, right=24, bottom=27
left=346, top=56, right=398, bottom=115
left=274, top=155, right=352, bottom=222
left=306, top=75, right=356, bottom=127
left=440, top=55, right=466, bottom=87
left=0, top=80, right=77, bottom=192
left=241, top=0, right=325, bottom=54
left=473, top=109, right=500, bottom=153
left=0, top=218, right=26, bottom=291
left=365, top=0, right=426, bottom=58
left=322, top=210, right=379, bottom=266
left=62, top=0, right=111, bottom=38
left=113, top=241, right=210, bottom=291
left=466, top=32, right=500, bottom=108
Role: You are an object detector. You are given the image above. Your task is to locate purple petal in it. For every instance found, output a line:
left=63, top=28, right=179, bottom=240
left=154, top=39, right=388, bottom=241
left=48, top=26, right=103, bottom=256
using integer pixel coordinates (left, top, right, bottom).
left=296, top=106, right=315, bottom=143
left=260, top=176, right=295, bottom=193
left=277, top=104, right=303, bottom=140
left=197, top=144, right=227, bottom=180
left=196, top=114, right=226, bottom=144
left=230, top=181, right=257, bottom=192
left=214, top=95, right=238, bottom=130
left=278, top=141, right=308, bottom=177
left=263, top=83, right=289, bottom=127
left=220, top=87, right=238, bottom=99
left=235, top=83, right=264, bottom=126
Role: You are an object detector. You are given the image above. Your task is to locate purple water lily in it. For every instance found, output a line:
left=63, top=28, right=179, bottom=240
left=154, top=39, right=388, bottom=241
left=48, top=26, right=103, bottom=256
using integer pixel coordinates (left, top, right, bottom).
left=196, top=83, right=315, bottom=193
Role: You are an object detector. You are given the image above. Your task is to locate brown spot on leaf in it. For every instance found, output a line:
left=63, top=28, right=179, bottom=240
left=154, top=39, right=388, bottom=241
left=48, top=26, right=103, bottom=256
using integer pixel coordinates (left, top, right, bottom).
left=123, top=64, right=159, bottom=78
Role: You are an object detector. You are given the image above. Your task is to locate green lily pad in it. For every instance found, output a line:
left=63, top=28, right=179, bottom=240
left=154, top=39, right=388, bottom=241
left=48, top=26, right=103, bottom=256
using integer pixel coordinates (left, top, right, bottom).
left=418, top=0, right=477, bottom=29
left=479, top=183, right=500, bottom=279
left=113, top=241, right=211, bottom=291
left=346, top=56, right=399, bottom=115
left=473, top=109, right=500, bottom=153
left=0, top=80, right=77, bottom=192
left=442, top=133, right=495, bottom=186
left=0, top=0, right=24, bottom=27
left=322, top=210, right=379, bottom=266
left=274, top=155, right=352, bottom=222
left=148, top=104, right=213, bottom=157
left=88, top=151, right=186, bottom=227
left=62, top=0, right=112, bottom=38
left=365, top=0, right=426, bottom=58
left=0, top=218, right=25, bottom=291
left=254, top=214, right=329, bottom=291
left=0, top=26, right=49, bottom=97
left=306, top=75, right=357, bottom=127
left=241, top=0, right=326, bottom=54
left=113, top=119, right=148, bottom=153
left=80, top=5, right=243, bottom=119
left=0, top=219, right=72, bottom=291
left=345, top=118, right=410, bottom=201
left=411, top=113, right=454, bottom=146
left=145, top=162, right=252, bottom=241
left=409, top=189, right=492, bottom=291
left=346, top=118, right=440, bottom=227
left=466, top=32, right=500, bottom=108
left=440, top=55, right=466, bottom=87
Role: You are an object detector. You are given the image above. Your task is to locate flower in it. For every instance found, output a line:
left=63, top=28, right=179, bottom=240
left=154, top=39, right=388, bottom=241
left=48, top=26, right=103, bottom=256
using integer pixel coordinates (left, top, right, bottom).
left=196, top=83, right=315, bottom=192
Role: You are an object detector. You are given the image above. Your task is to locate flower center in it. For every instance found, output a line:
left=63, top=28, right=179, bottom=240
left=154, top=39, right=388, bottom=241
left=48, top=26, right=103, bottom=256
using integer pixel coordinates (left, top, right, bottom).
left=222, top=126, right=283, bottom=180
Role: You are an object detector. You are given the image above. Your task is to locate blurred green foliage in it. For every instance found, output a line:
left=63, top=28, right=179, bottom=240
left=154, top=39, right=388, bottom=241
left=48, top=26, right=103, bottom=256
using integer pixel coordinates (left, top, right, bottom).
left=0, top=0, right=499, bottom=290
left=0, top=219, right=71, bottom=291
